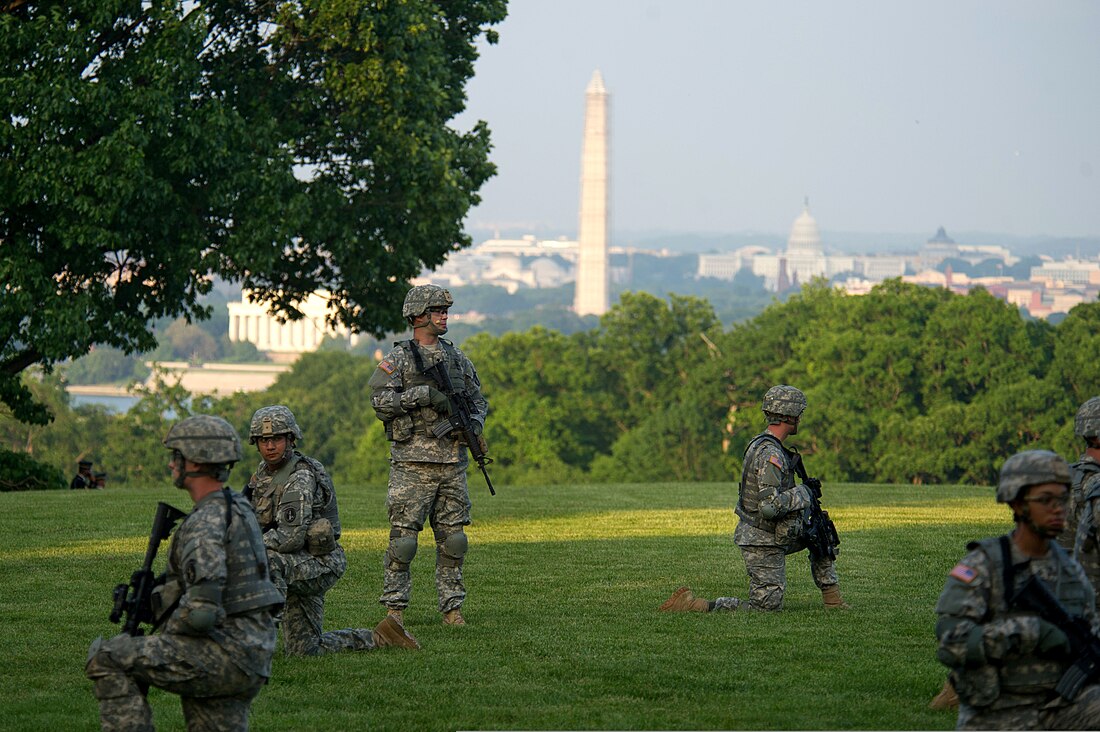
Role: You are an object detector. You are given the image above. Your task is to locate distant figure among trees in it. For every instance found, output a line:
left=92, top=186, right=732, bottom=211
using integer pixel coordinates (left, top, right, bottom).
left=70, top=460, right=94, bottom=490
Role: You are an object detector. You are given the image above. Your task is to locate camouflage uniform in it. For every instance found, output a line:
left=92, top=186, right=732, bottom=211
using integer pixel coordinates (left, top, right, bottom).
left=935, top=449, right=1100, bottom=730
left=86, top=495, right=281, bottom=731
left=935, top=539, right=1100, bottom=729
left=247, top=445, right=375, bottom=656
left=725, top=431, right=839, bottom=610
left=369, top=332, right=486, bottom=616
left=1069, top=398, right=1100, bottom=603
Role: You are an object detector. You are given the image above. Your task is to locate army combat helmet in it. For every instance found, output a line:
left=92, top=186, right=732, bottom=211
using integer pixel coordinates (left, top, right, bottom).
left=1074, top=397, right=1100, bottom=440
left=996, top=449, right=1072, bottom=503
left=164, top=415, right=243, bottom=487
left=762, top=385, right=807, bottom=425
left=402, top=284, right=453, bottom=320
left=249, top=405, right=303, bottom=445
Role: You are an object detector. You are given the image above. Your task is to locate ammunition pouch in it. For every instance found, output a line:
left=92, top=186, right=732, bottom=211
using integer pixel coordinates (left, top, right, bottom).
left=387, top=414, right=414, bottom=442
left=306, top=518, right=337, bottom=556
left=252, top=484, right=277, bottom=528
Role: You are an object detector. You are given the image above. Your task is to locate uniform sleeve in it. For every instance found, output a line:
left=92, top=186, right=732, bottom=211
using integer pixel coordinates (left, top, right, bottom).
left=167, top=506, right=229, bottom=635
left=263, top=466, right=316, bottom=553
left=756, top=445, right=809, bottom=519
left=934, top=548, right=1044, bottom=669
left=368, top=346, right=432, bottom=421
left=460, top=350, right=488, bottom=428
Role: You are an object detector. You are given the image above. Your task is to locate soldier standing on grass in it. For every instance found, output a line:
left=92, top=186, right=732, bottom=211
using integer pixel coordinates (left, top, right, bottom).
left=85, top=415, right=283, bottom=731
left=934, top=450, right=1100, bottom=730
left=660, top=384, right=849, bottom=613
left=1072, top=397, right=1100, bottom=604
left=244, top=405, right=419, bottom=655
left=368, top=284, right=488, bottom=627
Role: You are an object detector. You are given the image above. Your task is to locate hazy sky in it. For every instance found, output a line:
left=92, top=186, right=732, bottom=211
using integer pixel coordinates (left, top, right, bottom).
left=454, top=1, right=1100, bottom=241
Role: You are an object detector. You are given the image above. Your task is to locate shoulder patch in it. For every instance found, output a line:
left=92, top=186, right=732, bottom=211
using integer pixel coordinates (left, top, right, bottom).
left=378, top=360, right=395, bottom=375
left=949, top=564, right=977, bottom=584
left=768, top=454, right=784, bottom=470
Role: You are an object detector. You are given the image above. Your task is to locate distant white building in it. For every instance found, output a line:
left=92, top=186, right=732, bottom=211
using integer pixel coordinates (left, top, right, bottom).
left=1030, top=259, right=1100, bottom=287
left=227, top=290, right=359, bottom=360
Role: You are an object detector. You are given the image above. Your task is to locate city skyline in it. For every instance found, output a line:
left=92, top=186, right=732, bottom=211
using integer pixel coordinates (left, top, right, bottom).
left=454, top=1, right=1100, bottom=240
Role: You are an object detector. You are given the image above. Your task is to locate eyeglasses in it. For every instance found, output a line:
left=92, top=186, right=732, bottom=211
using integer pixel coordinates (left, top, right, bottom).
left=257, top=436, right=286, bottom=446
left=427, top=306, right=449, bottom=315
left=1024, top=494, right=1070, bottom=508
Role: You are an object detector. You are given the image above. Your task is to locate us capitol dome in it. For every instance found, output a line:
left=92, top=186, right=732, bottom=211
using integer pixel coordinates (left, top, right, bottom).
left=787, top=197, right=823, bottom=254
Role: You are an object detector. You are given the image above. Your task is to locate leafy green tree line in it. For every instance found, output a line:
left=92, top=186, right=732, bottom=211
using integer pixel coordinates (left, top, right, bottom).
left=5, top=279, right=1098, bottom=490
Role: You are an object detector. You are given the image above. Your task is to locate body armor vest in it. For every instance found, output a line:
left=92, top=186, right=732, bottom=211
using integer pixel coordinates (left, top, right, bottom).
left=966, top=536, right=1091, bottom=696
left=181, top=490, right=283, bottom=616
left=735, top=432, right=795, bottom=531
left=402, top=340, right=469, bottom=437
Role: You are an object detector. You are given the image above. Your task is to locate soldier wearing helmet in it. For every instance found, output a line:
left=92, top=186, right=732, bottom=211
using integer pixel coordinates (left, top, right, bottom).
left=935, top=450, right=1100, bottom=730
left=368, top=284, right=488, bottom=627
left=244, top=405, right=419, bottom=654
left=661, top=385, right=848, bottom=614
left=86, top=415, right=284, bottom=730
left=1071, top=396, right=1100, bottom=604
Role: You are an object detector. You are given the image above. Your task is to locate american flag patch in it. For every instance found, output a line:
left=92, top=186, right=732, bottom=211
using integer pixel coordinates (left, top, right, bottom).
left=768, top=455, right=784, bottom=469
left=950, top=564, right=977, bottom=584
left=378, top=360, right=395, bottom=374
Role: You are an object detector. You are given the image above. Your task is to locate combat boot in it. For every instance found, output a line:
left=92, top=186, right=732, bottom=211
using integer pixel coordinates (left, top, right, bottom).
left=372, top=616, right=420, bottom=650
left=821, top=584, right=850, bottom=609
left=658, top=586, right=710, bottom=612
left=929, top=679, right=959, bottom=710
left=386, top=607, right=404, bottom=624
left=443, top=609, right=466, bottom=626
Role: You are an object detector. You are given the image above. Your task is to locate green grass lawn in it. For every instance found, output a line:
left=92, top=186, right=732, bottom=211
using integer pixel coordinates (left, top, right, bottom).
left=0, top=479, right=1004, bottom=730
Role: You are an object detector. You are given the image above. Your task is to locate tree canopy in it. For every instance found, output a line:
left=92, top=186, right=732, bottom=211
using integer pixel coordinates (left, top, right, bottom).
left=0, top=0, right=506, bottom=423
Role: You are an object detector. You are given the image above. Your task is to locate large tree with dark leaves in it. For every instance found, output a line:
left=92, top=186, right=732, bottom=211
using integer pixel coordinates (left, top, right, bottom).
left=0, top=0, right=505, bottom=423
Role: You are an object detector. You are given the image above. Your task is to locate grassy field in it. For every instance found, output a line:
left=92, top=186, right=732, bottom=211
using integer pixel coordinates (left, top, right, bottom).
left=0, top=478, right=1005, bottom=731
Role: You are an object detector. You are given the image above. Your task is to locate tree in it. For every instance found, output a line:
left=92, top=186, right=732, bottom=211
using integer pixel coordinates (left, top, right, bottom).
left=0, top=0, right=506, bottom=424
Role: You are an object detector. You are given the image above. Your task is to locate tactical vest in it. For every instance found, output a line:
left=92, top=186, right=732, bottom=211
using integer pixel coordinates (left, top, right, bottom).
left=735, top=432, right=795, bottom=531
left=965, top=536, right=1091, bottom=696
left=259, top=452, right=341, bottom=539
left=180, top=490, right=283, bottom=616
left=1071, top=459, right=1100, bottom=508
left=400, top=339, right=469, bottom=437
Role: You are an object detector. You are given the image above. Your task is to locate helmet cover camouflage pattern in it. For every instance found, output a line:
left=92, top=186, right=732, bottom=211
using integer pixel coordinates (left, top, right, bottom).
left=402, top=284, right=454, bottom=319
left=761, top=385, right=807, bottom=421
left=248, top=405, right=303, bottom=444
left=1074, top=396, right=1100, bottom=438
left=996, top=449, right=1072, bottom=503
left=164, top=415, right=243, bottom=465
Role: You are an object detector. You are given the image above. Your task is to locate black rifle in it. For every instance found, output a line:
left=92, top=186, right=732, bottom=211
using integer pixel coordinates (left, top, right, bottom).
left=1011, top=574, right=1100, bottom=701
left=109, top=501, right=188, bottom=636
left=423, top=357, right=496, bottom=496
left=789, top=450, right=840, bottom=561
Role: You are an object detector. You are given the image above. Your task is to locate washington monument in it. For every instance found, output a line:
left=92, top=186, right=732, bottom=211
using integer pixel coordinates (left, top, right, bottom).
left=574, top=70, right=609, bottom=316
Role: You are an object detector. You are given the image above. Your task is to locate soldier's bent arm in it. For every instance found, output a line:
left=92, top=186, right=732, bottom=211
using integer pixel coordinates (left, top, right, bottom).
left=756, top=447, right=810, bottom=520
left=263, top=467, right=316, bottom=553
left=368, top=347, right=434, bottom=422
left=461, top=354, right=488, bottom=428
left=166, top=508, right=229, bottom=635
left=935, top=549, right=1047, bottom=667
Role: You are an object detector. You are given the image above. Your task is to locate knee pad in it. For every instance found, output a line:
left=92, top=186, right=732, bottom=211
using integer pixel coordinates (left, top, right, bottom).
left=436, top=529, right=468, bottom=567
left=387, top=529, right=418, bottom=570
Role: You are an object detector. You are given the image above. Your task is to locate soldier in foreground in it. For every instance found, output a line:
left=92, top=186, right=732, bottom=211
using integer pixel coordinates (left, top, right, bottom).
left=369, top=284, right=488, bottom=626
left=935, top=449, right=1100, bottom=730
left=1071, top=397, right=1100, bottom=604
left=85, top=415, right=283, bottom=731
left=245, top=405, right=418, bottom=654
left=660, top=385, right=847, bottom=613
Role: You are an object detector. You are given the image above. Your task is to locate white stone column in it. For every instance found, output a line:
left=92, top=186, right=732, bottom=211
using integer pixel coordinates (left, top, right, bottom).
left=574, top=69, right=610, bottom=316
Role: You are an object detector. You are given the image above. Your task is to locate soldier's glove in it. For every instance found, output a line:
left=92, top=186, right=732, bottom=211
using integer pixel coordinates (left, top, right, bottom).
left=428, top=387, right=452, bottom=416
left=1035, top=619, right=1071, bottom=659
left=470, top=421, right=483, bottom=436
